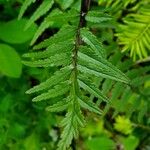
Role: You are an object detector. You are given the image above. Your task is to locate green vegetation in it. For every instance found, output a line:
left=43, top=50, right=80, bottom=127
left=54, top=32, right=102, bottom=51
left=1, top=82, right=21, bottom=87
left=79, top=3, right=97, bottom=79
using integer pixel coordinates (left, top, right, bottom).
left=0, top=0, right=150, bottom=150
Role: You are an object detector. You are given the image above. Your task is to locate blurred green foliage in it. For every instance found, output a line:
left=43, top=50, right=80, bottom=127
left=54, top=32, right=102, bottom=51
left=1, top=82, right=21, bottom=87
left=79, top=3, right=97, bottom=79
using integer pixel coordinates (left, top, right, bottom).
left=0, top=0, right=150, bottom=150
left=114, top=116, right=133, bottom=135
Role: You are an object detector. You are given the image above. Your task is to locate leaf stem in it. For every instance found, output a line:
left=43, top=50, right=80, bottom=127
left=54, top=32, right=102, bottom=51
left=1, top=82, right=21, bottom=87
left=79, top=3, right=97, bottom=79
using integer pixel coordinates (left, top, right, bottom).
left=72, top=0, right=91, bottom=89
left=70, top=0, right=91, bottom=149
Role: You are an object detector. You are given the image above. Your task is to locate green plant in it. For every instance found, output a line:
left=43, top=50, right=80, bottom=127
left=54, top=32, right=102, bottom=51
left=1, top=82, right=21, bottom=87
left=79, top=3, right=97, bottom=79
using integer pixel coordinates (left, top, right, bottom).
left=116, top=6, right=150, bottom=60
left=18, top=0, right=131, bottom=149
left=114, top=115, right=133, bottom=135
left=0, top=0, right=150, bottom=150
left=0, top=18, right=37, bottom=78
left=98, top=0, right=150, bottom=61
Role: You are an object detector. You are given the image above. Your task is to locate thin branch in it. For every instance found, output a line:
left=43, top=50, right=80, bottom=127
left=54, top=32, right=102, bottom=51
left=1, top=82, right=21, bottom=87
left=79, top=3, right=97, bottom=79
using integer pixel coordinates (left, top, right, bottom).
left=80, top=0, right=91, bottom=27
left=71, top=0, right=91, bottom=149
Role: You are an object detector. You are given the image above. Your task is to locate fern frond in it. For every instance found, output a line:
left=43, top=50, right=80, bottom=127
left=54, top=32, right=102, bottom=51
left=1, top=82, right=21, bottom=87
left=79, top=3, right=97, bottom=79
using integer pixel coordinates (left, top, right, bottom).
left=78, top=51, right=130, bottom=83
left=86, top=10, right=112, bottom=23
left=33, top=25, right=76, bottom=50
left=46, top=97, right=70, bottom=112
left=80, top=28, right=106, bottom=58
left=78, top=77, right=108, bottom=102
left=30, top=9, right=63, bottom=45
left=23, top=53, right=71, bottom=67
left=100, top=48, right=150, bottom=121
left=23, top=40, right=74, bottom=59
left=98, top=0, right=136, bottom=17
left=116, top=6, right=150, bottom=60
left=58, top=101, right=85, bottom=150
left=99, top=0, right=135, bottom=8
left=19, top=1, right=77, bottom=45
left=32, top=81, right=70, bottom=102
left=25, top=0, right=54, bottom=30
left=56, top=0, right=74, bottom=10
left=18, top=0, right=36, bottom=19
left=20, top=1, right=130, bottom=149
left=30, top=9, right=78, bottom=45
left=78, top=96, right=102, bottom=115
left=26, top=66, right=72, bottom=94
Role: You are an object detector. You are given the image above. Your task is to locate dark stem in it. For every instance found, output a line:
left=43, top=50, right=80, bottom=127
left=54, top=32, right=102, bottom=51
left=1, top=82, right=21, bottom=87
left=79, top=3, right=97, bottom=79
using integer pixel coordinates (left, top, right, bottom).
left=71, top=0, right=91, bottom=149
left=71, top=138, right=76, bottom=150
left=73, top=0, right=91, bottom=69
left=80, top=0, right=91, bottom=27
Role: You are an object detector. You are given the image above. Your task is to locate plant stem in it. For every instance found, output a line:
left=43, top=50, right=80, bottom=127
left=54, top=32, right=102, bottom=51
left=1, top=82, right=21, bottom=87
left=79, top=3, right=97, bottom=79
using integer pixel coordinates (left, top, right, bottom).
left=72, top=0, right=91, bottom=80
left=72, top=0, right=91, bottom=95
left=71, top=0, right=91, bottom=149
left=80, top=0, right=91, bottom=27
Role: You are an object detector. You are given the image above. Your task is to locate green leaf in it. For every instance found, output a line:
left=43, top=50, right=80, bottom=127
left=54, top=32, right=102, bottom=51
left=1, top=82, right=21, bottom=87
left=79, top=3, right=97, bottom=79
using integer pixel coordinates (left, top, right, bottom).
left=86, top=11, right=112, bottom=23
left=33, top=25, right=76, bottom=50
left=78, top=51, right=130, bottom=84
left=116, top=7, right=150, bottom=60
left=46, top=98, right=70, bottom=112
left=30, top=9, right=78, bottom=45
left=32, top=81, right=70, bottom=102
left=23, top=53, right=71, bottom=67
left=56, top=0, right=74, bottom=10
left=80, top=28, right=106, bottom=58
left=120, top=135, right=139, bottom=150
left=58, top=110, right=77, bottom=150
left=78, top=78, right=109, bottom=102
left=30, top=9, right=63, bottom=45
left=86, top=136, right=115, bottom=150
left=25, top=0, right=54, bottom=30
left=58, top=102, right=84, bottom=150
left=78, top=97, right=102, bottom=115
left=0, top=19, right=37, bottom=44
left=0, top=94, right=12, bottom=113
left=23, top=40, right=74, bottom=59
left=114, top=115, right=133, bottom=135
left=26, top=66, right=72, bottom=94
left=18, top=0, right=36, bottom=19
left=0, top=44, right=22, bottom=78
left=23, top=133, right=40, bottom=150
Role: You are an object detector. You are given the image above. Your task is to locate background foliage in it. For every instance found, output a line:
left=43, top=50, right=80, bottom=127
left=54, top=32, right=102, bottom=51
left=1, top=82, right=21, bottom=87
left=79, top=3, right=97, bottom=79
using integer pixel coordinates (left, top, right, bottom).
left=0, top=0, right=150, bottom=150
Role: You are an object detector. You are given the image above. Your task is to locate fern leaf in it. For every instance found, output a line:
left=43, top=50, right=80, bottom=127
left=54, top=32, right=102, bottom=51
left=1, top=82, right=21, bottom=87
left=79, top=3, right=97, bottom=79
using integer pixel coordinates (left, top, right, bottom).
left=33, top=25, right=76, bottom=50
left=30, top=9, right=78, bottom=45
left=80, top=28, right=106, bottom=58
left=79, top=46, right=102, bottom=62
left=56, top=0, right=74, bottom=10
left=23, top=40, right=74, bottom=59
left=116, top=7, right=150, bottom=60
left=58, top=102, right=84, bottom=150
left=110, top=83, right=124, bottom=101
left=46, top=98, right=70, bottom=112
left=78, top=97, right=102, bottom=115
left=25, top=0, right=54, bottom=30
left=30, top=9, right=63, bottom=45
left=26, top=66, right=72, bottom=94
left=22, top=53, right=71, bottom=67
left=58, top=111, right=76, bottom=150
left=102, top=80, right=113, bottom=95
left=86, top=10, right=112, bottom=23
left=19, top=1, right=132, bottom=149
left=78, top=78, right=109, bottom=102
left=32, top=81, right=70, bottom=102
left=78, top=51, right=130, bottom=83
left=18, top=0, right=36, bottom=19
